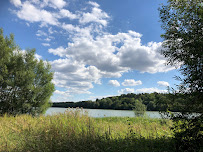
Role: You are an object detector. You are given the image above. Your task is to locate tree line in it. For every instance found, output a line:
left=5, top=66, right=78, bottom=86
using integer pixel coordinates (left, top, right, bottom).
left=52, top=92, right=189, bottom=112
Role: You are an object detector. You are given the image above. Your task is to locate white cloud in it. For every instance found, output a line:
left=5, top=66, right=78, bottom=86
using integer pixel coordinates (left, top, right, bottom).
left=48, top=29, right=174, bottom=96
left=79, top=6, right=109, bottom=26
left=122, top=79, right=142, bottom=86
left=51, top=90, right=72, bottom=102
left=37, top=0, right=67, bottom=9
left=10, top=0, right=176, bottom=99
left=135, top=88, right=167, bottom=93
left=118, top=88, right=135, bottom=94
left=61, top=23, right=80, bottom=33
left=42, top=43, right=50, bottom=46
left=59, top=9, right=78, bottom=19
left=157, top=81, right=170, bottom=87
left=62, top=31, right=174, bottom=75
left=10, top=0, right=22, bottom=7
left=54, top=90, right=71, bottom=97
left=88, top=1, right=100, bottom=8
left=48, top=47, right=67, bottom=57
left=36, top=30, right=48, bottom=37
left=48, top=0, right=67, bottom=9
left=51, top=59, right=102, bottom=95
left=16, top=1, right=59, bottom=25
left=66, top=36, right=123, bottom=73
left=34, top=53, right=42, bottom=61
left=44, top=38, right=51, bottom=42
left=117, top=35, right=174, bottom=73
left=108, top=80, right=120, bottom=87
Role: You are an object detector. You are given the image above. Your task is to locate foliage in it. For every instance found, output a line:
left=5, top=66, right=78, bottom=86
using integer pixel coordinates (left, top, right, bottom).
left=0, top=110, right=175, bottom=152
left=172, top=114, right=203, bottom=152
left=133, top=99, right=146, bottom=117
left=0, top=29, right=55, bottom=116
left=159, top=0, right=203, bottom=151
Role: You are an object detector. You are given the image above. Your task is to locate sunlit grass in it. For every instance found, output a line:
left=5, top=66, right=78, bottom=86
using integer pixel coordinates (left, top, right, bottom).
left=0, top=109, right=175, bottom=152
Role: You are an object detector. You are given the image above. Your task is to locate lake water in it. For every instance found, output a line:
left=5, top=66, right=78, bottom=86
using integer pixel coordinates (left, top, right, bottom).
left=45, top=107, right=162, bottom=118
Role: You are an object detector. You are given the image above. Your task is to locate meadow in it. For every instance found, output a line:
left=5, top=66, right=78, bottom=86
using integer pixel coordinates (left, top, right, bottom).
left=0, top=109, right=175, bottom=152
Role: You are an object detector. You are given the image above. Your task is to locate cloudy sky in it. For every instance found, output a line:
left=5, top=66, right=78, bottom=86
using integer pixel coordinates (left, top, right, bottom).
left=0, top=0, right=180, bottom=102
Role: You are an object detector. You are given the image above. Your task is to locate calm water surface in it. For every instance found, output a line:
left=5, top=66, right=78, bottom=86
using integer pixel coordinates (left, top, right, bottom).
left=45, top=107, right=162, bottom=118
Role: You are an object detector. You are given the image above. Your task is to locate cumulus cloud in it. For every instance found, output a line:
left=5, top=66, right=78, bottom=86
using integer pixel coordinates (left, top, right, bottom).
left=16, top=1, right=59, bottom=26
left=48, top=47, right=67, bottom=57
left=108, top=80, right=120, bottom=87
left=79, top=6, right=109, bottom=26
left=117, top=36, right=174, bottom=73
left=118, top=88, right=135, bottom=94
left=65, top=36, right=126, bottom=73
left=64, top=31, right=173, bottom=74
left=157, top=81, right=170, bottom=87
left=46, top=21, right=174, bottom=97
left=122, top=79, right=142, bottom=86
left=135, top=88, right=167, bottom=93
left=51, top=59, right=102, bottom=94
left=10, top=0, right=175, bottom=99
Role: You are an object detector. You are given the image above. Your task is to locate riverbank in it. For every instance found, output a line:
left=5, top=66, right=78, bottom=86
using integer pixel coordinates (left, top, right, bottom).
left=0, top=110, right=175, bottom=152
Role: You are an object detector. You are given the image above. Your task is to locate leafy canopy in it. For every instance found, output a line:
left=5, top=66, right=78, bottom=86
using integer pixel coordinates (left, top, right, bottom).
left=159, top=0, right=203, bottom=111
left=159, top=0, right=203, bottom=151
left=0, top=29, right=55, bottom=116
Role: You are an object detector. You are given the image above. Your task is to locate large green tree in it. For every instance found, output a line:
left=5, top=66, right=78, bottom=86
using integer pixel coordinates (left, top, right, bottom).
left=159, top=0, right=202, bottom=151
left=0, top=29, right=55, bottom=116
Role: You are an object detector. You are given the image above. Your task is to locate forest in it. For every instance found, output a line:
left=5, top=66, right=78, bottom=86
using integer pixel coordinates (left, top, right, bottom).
left=52, top=93, right=188, bottom=112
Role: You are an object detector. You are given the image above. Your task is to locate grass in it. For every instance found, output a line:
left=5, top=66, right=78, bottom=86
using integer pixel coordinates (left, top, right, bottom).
left=0, top=109, right=175, bottom=152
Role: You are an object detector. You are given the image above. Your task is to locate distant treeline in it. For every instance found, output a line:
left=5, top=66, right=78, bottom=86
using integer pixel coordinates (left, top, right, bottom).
left=52, top=93, right=188, bottom=112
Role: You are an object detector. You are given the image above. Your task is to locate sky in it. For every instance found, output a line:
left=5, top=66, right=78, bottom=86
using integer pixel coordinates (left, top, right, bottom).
left=0, top=0, right=181, bottom=102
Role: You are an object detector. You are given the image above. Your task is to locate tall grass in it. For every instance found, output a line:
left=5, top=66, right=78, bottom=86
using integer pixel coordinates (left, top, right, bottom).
left=0, top=109, right=175, bottom=152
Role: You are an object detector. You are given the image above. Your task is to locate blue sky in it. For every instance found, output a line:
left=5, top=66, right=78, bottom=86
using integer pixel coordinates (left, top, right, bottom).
left=0, top=0, right=180, bottom=102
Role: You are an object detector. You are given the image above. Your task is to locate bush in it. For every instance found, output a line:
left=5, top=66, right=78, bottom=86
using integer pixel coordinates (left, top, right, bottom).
left=133, top=100, right=146, bottom=117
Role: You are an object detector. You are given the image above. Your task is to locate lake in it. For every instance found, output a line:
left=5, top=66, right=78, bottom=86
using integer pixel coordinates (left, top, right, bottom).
left=45, top=107, right=162, bottom=118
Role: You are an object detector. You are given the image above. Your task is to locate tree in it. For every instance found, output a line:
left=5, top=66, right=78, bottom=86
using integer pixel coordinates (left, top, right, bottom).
left=0, top=29, right=55, bottom=116
left=159, top=0, right=203, bottom=151
left=133, top=99, right=146, bottom=117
